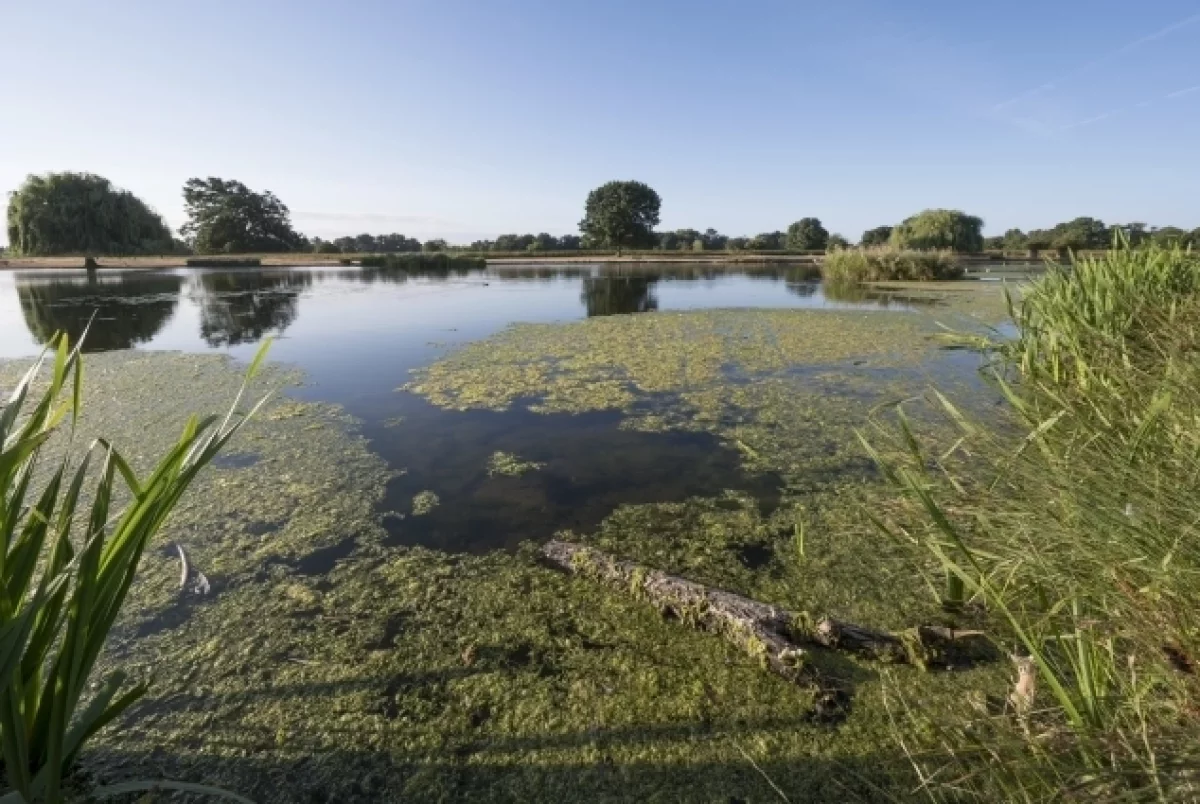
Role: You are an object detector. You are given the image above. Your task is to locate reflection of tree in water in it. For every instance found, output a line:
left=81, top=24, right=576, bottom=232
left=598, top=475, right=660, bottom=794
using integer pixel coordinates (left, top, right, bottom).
left=786, top=280, right=819, bottom=298
left=191, top=271, right=313, bottom=346
left=17, top=273, right=184, bottom=351
left=581, top=277, right=659, bottom=317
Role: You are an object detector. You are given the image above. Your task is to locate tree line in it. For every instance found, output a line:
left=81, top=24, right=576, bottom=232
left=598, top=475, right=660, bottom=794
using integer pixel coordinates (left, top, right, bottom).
left=5, top=171, right=1198, bottom=258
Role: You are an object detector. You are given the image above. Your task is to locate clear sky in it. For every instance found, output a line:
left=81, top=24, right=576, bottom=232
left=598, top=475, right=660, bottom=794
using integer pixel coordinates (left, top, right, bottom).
left=2, top=0, right=1198, bottom=244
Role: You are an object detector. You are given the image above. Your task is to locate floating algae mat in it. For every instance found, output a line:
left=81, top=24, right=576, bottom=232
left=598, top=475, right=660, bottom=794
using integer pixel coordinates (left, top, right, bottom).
left=0, top=289, right=1018, bottom=802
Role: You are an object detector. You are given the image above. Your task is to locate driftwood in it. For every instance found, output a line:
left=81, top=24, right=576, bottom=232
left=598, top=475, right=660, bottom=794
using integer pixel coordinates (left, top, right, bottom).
left=174, top=543, right=211, bottom=596
left=542, top=540, right=988, bottom=689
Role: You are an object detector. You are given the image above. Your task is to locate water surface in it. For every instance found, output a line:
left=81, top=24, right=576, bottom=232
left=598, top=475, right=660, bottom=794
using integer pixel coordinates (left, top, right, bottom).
left=0, top=263, right=995, bottom=552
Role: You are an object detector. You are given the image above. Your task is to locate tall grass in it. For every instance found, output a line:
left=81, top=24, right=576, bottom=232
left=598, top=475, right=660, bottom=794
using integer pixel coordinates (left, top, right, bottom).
left=864, top=242, right=1200, bottom=799
left=822, top=246, right=963, bottom=282
left=0, top=336, right=267, bottom=803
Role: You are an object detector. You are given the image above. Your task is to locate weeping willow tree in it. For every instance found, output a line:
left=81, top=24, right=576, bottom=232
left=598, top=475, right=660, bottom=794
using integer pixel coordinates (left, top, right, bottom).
left=5, top=172, right=177, bottom=256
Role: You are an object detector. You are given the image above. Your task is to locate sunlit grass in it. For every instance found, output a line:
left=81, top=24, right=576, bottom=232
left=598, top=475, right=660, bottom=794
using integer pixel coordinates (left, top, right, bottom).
left=864, top=242, right=1200, bottom=799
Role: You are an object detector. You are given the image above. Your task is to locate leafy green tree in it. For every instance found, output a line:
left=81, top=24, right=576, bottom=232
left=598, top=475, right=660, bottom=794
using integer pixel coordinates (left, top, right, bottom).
left=422, top=239, right=448, bottom=252
left=860, top=225, right=893, bottom=247
left=579, top=181, right=661, bottom=252
left=890, top=209, right=984, bottom=252
left=702, top=228, right=728, bottom=250
left=726, top=237, right=750, bottom=251
left=1119, top=222, right=1150, bottom=246
left=6, top=172, right=175, bottom=256
left=181, top=177, right=302, bottom=254
left=1049, top=217, right=1108, bottom=250
left=826, top=233, right=850, bottom=251
left=1150, top=226, right=1190, bottom=247
left=786, top=217, right=829, bottom=250
left=529, top=233, right=557, bottom=252
left=748, top=231, right=785, bottom=250
left=692, top=238, right=705, bottom=251
left=1002, top=229, right=1028, bottom=250
left=658, top=231, right=680, bottom=250
left=558, top=234, right=582, bottom=250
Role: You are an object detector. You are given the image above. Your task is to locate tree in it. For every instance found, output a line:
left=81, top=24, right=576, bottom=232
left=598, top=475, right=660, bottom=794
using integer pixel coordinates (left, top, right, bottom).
left=726, top=237, right=750, bottom=251
left=529, top=233, right=557, bottom=252
left=786, top=218, right=829, bottom=250
left=748, top=231, right=785, bottom=250
left=1150, top=226, right=1190, bottom=247
left=1049, top=217, right=1108, bottom=251
left=579, top=181, right=661, bottom=252
left=6, top=172, right=175, bottom=256
left=890, top=209, right=984, bottom=252
left=826, top=233, right=850, bottom=251
left=422, top=239, right=448, bottom=252
left=860, top=225, right=893, bottom=247
left=1002, top=229, right=1028, bottom=250
left=181, top=177, right=302, bottom=254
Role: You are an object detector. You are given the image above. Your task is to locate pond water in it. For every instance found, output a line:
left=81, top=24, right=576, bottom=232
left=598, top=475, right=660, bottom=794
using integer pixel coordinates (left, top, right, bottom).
left=0, top=263, right=1003, bottom=553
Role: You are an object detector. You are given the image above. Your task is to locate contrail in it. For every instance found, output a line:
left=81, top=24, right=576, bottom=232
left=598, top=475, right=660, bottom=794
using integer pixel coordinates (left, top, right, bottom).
left=992, top=11, right=1200, bottom=112
left=1059, top=83, right=1200, bottom=131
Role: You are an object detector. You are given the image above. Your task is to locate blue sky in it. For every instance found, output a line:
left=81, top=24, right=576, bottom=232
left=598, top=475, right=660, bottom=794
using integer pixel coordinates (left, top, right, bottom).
left=2, top=0, right=1198, bottom=243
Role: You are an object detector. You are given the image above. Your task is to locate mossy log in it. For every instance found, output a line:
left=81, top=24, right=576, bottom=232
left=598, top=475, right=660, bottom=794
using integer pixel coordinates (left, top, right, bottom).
left=542, top=540, right=987, bottom=687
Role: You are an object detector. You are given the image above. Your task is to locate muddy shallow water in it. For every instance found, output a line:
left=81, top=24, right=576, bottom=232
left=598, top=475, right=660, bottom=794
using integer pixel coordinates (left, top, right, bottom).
left=0, top=264, right=1023, bottom=802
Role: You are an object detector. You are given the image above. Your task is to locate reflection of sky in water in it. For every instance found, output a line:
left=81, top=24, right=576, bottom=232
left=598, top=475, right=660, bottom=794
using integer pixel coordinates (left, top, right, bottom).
left=0, top=263, right=1012, bottom=553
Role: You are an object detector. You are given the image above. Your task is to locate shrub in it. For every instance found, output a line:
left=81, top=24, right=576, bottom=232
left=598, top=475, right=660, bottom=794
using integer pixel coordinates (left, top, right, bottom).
left=822, top=246, right=962, bottom=282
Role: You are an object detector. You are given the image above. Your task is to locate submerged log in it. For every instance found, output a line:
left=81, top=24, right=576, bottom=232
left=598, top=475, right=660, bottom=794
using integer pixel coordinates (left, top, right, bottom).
left=541, top=540, right=988, bottom=687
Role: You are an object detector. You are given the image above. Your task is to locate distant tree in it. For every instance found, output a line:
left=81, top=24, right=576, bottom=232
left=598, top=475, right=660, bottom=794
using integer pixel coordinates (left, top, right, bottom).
left=983, top=236, right=1005, bottom=250
left=1119, top=222, right=1150, bottom=247
left=786, top=218, right=829, bottom=250
left=579, top=181, right=661, bottom=252
left=558, top=234, right=582, bottom=250
left=422, top=239, right=448, bottom=252
left=726, top=237, right=750, bottom=251
left=1048, top=217, right=1108, bottom=251
left=1150, top=226, right=1190, bottom=247
left=658, top=232, right=679, bottom=250
left=528, top=232, right=557, bottom=252
left=181, top=177, right=302, bottom=254
left=469, top=239, right=495, bottom=251
left=1002, top=229, right=1028, bottom=250
left=702, top=228, right=728, bottom=250
left=890, top=209, right=984, bottom=252
left=6, top=172, right=175, bottom=256
left=692, top=238, right=705, bottom=251
left=312, top=238, right=340, bottom=254
left=826, top=233, right=850, bottom=251
left=860, top=225, right=893, bottom=247
left=748, top=231, right=785, bottom=250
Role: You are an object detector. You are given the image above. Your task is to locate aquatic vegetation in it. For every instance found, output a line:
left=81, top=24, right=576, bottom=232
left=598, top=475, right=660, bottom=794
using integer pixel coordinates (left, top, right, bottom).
left=0, top=337, right=265, bottom=804
left=823, top=246, right=963, bottom=282
left=0, top=286, right=1022, bottom=803
left=865, top=243, right=1200, bottom=798
left=412, top=490, right=441, bottom=515
left=486, top=450, right=545, bottom=477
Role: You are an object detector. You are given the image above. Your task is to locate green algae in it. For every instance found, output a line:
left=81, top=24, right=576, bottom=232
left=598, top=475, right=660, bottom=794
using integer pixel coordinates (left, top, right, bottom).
left=412, top=490, right=441, bottom=516
left=487, top=451, right=546, bottom=478
left=0, top=287, right=1021, bottom=803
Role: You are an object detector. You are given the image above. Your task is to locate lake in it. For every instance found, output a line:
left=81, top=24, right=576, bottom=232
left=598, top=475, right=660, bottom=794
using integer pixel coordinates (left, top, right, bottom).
left=0, top=263, right=1006, bottom=554
left=0, top=262, right=1027, bottom=801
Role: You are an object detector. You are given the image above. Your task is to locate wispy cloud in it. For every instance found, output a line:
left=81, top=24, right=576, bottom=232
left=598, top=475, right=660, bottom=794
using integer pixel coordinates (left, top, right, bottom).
left=1058, top=83, right=1200, bottom=131
left=991, top=11, right=1200, bottom=113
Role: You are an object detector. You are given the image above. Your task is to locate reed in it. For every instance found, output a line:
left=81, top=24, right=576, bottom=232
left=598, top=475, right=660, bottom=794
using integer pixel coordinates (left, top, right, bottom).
left=0, top=335, right=267, bottom=803
left=864, top=242, right=1200, bottom=799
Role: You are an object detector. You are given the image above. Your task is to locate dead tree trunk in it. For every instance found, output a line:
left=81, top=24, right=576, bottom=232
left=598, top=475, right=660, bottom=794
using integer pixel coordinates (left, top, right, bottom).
left=541, top=540, right=986, bottom=688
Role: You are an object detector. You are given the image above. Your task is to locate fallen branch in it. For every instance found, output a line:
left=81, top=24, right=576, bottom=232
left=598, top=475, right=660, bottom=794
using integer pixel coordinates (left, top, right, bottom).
left=542, top=540, right=989, bottom=687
